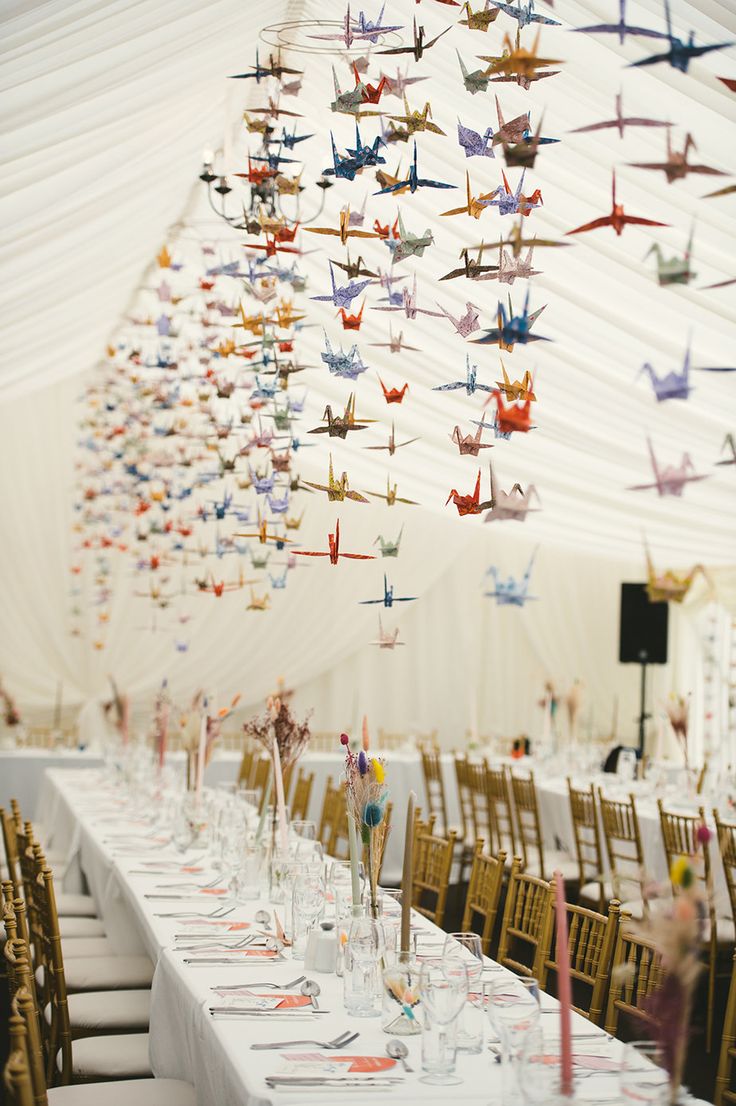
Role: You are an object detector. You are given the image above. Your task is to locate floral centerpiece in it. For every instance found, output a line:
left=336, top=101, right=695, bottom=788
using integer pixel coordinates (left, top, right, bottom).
left=243, top=696, right=313, bottom=850
left=340, top=725, right=389, bottom=918
left=665, top=693, right=690, bottom=768
left=0, top=677, right=21, bottom=727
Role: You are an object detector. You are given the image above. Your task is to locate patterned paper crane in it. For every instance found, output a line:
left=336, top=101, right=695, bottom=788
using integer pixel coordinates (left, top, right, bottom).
left=484, top=547, right=539, bottom=605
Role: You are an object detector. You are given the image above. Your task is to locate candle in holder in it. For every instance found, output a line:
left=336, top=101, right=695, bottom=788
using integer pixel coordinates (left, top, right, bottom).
left=272, top=734, right=289, bottom=855
left=554, top=871, right=573, bottom=1097
left=400, top=791, right=415, bottom=955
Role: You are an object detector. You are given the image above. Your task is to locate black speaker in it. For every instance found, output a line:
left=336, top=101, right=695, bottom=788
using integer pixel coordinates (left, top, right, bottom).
left=619, top=583, right=669, bottom=665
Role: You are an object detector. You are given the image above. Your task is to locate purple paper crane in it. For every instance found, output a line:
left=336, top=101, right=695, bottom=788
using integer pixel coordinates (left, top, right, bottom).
left=457, top=119, right=496, bottom=159
left=373, top=273, right=439, bottom=321
left=485, top=169, right=543, bottom=217
left=434, top=302, right=482, bottom=338
left=628, top=438, right=709, bottom=496
left=311, top=262, right=373, bottom=310
left=637, top=347, right=693, bottom=401
left=573, top=0, right=669, bottom=45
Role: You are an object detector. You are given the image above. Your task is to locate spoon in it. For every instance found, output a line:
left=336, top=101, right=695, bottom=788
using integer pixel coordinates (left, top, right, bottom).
left=255, top=909, right=270, bottom=926
left=386, top=1039, right=413, bottom=1073
left=300, top=979, right=321, bottom=1010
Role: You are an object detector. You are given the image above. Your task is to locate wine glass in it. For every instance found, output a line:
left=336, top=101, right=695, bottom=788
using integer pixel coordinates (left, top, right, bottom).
left=442, top=932, right=484, bottom=1052
left=419, top=959, right=469, bottom=1085
left=619, top=1041, right=670, bottom=1105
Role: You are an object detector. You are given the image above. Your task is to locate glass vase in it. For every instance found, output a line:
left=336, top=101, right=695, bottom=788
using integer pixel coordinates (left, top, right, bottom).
left=382, top=957, right=422, bottom=1035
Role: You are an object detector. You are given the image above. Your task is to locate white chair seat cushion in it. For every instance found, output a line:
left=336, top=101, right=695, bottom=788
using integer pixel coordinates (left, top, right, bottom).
left=59, top=916, right=106, bottom=939
left=57, top=893, right=98, bottom=918
left=62, top=937, right=113, bottom=957
left=58, top=1032, right=152, bottom=1080
left=47, top=1079, right=196, bottom=1105
left=524, top=852, right=579, bottom=882
left=619, top=900, right=646, bottom=920
left=46, top=989, right=151, bottom=1033
left=64, top=955, right=154, bottom=993
left=579, top=880, right=615, bottom=905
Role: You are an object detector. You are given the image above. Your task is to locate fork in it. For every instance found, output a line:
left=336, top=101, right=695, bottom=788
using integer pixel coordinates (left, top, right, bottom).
left=251, top=1031, right=359, bottom=1050
left=212, top=975, right=305, bottom=992
left=153, top=906, right=234, bottom=919
left=155, top=875, right=222, bottom=891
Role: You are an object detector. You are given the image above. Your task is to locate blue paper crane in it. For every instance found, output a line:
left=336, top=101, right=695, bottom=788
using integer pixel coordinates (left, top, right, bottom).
left=629, top=0, right=733, bottom=71
left=320, top=331, right=369, bottom=380
left=360, top=574, right=417, bottom=608
left=484, top=547, right=539, bottom=606
left=374, top=141, right=456, bottom=196
left=433, top=354, right=495, bottom=396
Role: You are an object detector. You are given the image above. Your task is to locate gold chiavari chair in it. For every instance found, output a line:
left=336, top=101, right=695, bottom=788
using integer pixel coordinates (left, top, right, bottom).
left=716, top=951, right=736, bottom=1105
left=466, top=761, right=493, bottom=849
left=510, top=773, right=579, bottom=883
left=453, top=753, right=477, bottom=878
left=603, top=915, right=664, bottom=1039
left=461, top=844, right=507, bottom=956
left=310, top=732, right=338, bottom=753
left=377, top=729, right=412, bottom=751
left=485, top=766, right=517, bottom=859
left=237, top=746, right=254, bottom=786
left=597, top=789, right=646, bottom=917
left=290, top=769, right=314, bottom=822
left=5, top=976, right=197, bottom=1106
left=497, top=857, right=551, bottom=977
left=567, top=779, right=608, bottom=911
left=715, top=810, right=736, bottom=931
left=318, top=777, right=342, bottom=852
left=658, top=799, right=731, bottom=1051
left=411, top=828, right=457, bottom=929
left=249, top=757, right=271, bottom=809
left=537, top=879, right=620, bottom=1026
left=419, top=744, right=449, bottom=835
left=28, top=857, right=154, bottom=1085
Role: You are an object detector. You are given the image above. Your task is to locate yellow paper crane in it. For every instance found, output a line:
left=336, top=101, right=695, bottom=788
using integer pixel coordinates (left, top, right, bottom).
left=644, top=542, right=709, bottom=603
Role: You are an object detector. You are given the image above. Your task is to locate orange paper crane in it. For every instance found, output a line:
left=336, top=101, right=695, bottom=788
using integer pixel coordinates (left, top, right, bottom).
left=305, top=205, right=381, bottom=248
left=246, top=588, right=271, bottom=611
left=567, top=171, right=669, bottom=237
left=378, top=377, right=409, bottom=403
left=493, top=392, right=534, bottom=434
left=292, top=519, right=376, bottom=565
left=461, top=0, right=501, bottom=30
left=337, top=301, right=365, bottom=330
left=440, top=172, right=495, bottom=220
left=480, top=29, right=562, bottom=87
left=233, top=156, right=277, bottom=186
left=446, top=468, right=494, bottom=516
left=493, top=364, right=536, bottom=401
left=235, top=509, right=291, bottom=546
left=644, top=542, right=708, bottom=603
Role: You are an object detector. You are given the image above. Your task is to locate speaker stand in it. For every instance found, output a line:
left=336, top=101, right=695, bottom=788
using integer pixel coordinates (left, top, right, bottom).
left=636, top=660, right=650, bottom=756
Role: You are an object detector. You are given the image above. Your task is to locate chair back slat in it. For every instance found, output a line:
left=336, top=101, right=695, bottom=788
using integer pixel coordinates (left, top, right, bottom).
left=497, top=857, right=551, bottom=977
left=485, top=766, right=517, bottom=858
left=510, top=772, right=547, bottom=876
left=715, top=951, right=736, bottom=1105
left=419, top=744, right=449, bottom=835
left=290, top=769, right=314, bottom=822
left=603, top=916, right=664, bottom=1038
left=568, top=779, right=605, bottom=908
left=598, top=789, right=646, bottom=904
left=461, top=844, right=506, bottom=955
left=411, top=829, right=456, bottom=929
left=715, top=811, right=736, bottom=931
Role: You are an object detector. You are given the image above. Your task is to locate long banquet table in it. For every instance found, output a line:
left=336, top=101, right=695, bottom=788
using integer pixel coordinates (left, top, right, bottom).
left=38, top=766, right=710, bottom=1106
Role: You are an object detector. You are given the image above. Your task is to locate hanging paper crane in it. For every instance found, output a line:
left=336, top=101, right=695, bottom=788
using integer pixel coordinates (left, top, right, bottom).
left=292, top=520, right=375, bottom=565
left=637, top=346, right=693, bottom=401
left=627, top=438, right=709, bottom=496
left=644, top=541, right=707, bottom=603
left=484, top=547, right=539, bottom=605
left=484, top=463, right=541, bottom=522
left=374, top=527, right=404, bottom=557
left=446, top=468, right=494, bottom=516
left=360, top=574, right=418, bottom=608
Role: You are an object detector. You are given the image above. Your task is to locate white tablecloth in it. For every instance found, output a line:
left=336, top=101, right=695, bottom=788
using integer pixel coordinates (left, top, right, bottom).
left=39, top=767, right=710, bottom=1106
left=0, top=748, right=104, bottom=816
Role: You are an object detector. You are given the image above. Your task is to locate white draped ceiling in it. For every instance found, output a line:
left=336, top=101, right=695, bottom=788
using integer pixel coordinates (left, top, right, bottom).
left=1, top=0, right=734, bottom=747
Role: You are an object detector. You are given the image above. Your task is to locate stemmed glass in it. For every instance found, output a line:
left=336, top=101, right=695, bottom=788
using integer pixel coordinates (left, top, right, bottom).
left=442, top=932, right=484, bottom=1052
left=419, top=959, right=469, bottom=1085
left=484, top=977, right=541, bottom=1102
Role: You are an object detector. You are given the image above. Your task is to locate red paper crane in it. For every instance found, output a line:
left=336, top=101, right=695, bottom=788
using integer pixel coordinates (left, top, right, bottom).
left=337, top=301, right=365, bottom=330
left=566, top=171, right=669, bottom=237
left=446, top=468, right=494, bottom=516
left=292, top=519, right=376, bottom=565
left=378, top=377, right=409, bottom=403
left=353, top=63, right=389, bottom=104
left=494, top=393, right=534, bottom=434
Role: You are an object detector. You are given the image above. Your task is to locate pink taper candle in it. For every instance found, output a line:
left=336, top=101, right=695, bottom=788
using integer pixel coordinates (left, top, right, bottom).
left=554, top=871, right=573, bottom=1097
left=362, top=714, right=370, bottom=751
left=272, top=736, right=289, bottom=854
left=195, top=702, right=207, bottom=800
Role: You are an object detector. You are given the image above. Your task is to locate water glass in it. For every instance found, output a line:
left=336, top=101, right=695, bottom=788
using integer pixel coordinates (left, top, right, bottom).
left=620, top=1041, right=670, bottom=1104
left=518, top=1025, right=569, bottom=1104
left=419, top=959, right=469, bottom=1085
left=343, top=916, right=386, bottom=1017
left=233, top=839, right=266, bottom=902
left=442, top=932, right=484, bottom=1053
left=484, top=977, right=541, bottom=1101
left=291, top=869, right=325, bottom=959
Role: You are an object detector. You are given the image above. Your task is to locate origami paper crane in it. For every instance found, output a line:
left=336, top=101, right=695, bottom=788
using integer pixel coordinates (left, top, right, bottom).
left=332, top=251, right=378, bottom=279
left=371, top=616, right=405, bottom=649
left=457, top=52, right=494, bottom=94
left=351, top=5, right=403, bottom=43
left=374, top=272, right=440, bottom=320
left=451, top=422, right=494, bottom=455
left=572, top=0, right=668, bottom=44
left=236, top=509, right=291, bottom=546
left=375, top=161, right=411, bottom=194
left=306, top=204, right=380, bottom=248
left=246, top=588, right=271, bottom=611
left=434, top=354, right=494, bottom=395
left=266, top=490, right=290, bottom=515
left=628, top=132, right=726, bottom=184
left=360, top=573, right=418, bottom=608
left=497, top=0, right=559, bottom=27
left=385, top=212, right=435, bottom=261
left=434, top=302, right=482, bottom=337
left=309, top=394, right=373, bottom=439
left=370, top=326, right=421, bottom=354
left=310, top=262, right=373, bottom=311
left=378, top=377, right=410, bottom=402
left=484, top=547, right=538, bottom=605
left=489, top=392, right=534, bottom=434
left=378, top=17, right=451, bottom=61
left=457, top=119, right=496, bottom=159
left=310, top=5, right=391, bottom=48
left=446, top=468, right=495, bottom=516
left=638, top=345, right=693, bottom=401
left=292, top=519, right=375, bottom=565
left=322, top=128, right=386, bottom=180
left=479, top=30, right=562, bottom=89
left=248, top=464, right=276, bottom=495
left=250, top=549, right=271, bottom=570
left=248, top=97, right=302, bottom=120
left=460, top=0, right=501, bottom=30
left=374, top=142, right=455, bottom=195
left=566, top=172, right=669, bottom=237
left=477, top=220, right=569, bottom=258
left=441, top=172, right=495, bottom=219
left=330, top=66, right=370, bottom=116
left=646, top=223, right=695, bottom=286
left=305, top=455, right=369, bottom=502
left=484, top=462, right=541, bottom=521
left=320, top=332, right=369, bottom=380
left=389, top=95, right=446, bottom=136
left=337, top=302, right=365, bottom=330
left=627, top=438, right=708, bottom=496
left=716, top=433, right=736, bottom=466
left=644, top=542, right=706, bottom=603
left=485, top=243, right=540, bottom=283
left=367, top=476, right=419, bottom=506
left=269, top=568, right=289, bottom=590
left=571, top=90, right=671, bottom=138
left=495, top=363, right=536, bottom=400
left=280, top=125, right=313, bottom=149
left=374, top=527, right=404, bottom=556
left=473, top=291, right=547, bottom=351
left=383, top=67, right=429, bottom=98
left=441, top=243, right=500, bottom=281
left=485, top=170, right=543, bottom=217
left=629, top=0, right=734, bottom=72
left=364, top=420, right=419, bottom=455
